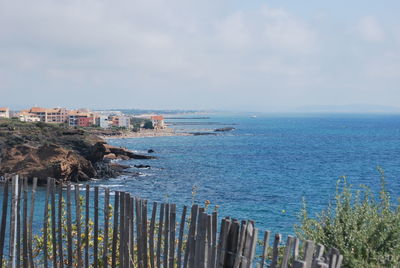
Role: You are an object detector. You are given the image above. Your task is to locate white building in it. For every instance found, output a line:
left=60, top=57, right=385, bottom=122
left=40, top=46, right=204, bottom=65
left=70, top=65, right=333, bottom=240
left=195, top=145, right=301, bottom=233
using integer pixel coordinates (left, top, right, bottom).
left=118, top=116, right=131, bottom=129
left=99, top=115, right=110, bottom=128
left=0, top=107, right=10, bottom=118
left=18, top=113, right=40, bottom=122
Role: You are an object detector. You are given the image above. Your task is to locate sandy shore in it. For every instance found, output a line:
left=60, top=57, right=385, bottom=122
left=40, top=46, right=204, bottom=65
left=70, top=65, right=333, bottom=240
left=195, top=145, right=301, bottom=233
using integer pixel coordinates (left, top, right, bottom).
left=99, top=129, right=193, bottom=140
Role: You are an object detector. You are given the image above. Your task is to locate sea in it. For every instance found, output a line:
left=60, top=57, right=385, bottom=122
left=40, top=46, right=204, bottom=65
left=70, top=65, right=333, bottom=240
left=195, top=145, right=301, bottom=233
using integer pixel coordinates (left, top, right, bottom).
left=88, top=113, right=400, bottom=235
left=1, top=113, right=400, bottom=236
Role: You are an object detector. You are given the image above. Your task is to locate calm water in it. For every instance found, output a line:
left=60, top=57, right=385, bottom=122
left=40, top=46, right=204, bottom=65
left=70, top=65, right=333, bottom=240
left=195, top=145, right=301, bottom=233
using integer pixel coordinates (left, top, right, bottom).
left=1, top=114, right=399, bottom=236
left=88, top=113, right=400, bottom=234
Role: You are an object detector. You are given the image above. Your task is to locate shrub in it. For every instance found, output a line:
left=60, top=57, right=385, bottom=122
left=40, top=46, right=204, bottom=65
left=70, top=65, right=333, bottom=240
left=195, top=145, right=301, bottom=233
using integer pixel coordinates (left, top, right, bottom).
left=295, top=168, right=400, bottom=267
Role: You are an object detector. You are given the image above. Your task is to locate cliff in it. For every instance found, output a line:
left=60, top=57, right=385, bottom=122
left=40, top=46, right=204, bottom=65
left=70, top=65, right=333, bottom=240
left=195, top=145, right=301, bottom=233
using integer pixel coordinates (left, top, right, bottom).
left=0, top=120, right=154, bottom=184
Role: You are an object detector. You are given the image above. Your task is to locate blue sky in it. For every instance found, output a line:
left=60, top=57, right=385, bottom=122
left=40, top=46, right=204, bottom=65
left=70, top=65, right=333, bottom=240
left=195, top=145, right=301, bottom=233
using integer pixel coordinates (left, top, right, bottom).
left=0, top=0, right=399, bottom=112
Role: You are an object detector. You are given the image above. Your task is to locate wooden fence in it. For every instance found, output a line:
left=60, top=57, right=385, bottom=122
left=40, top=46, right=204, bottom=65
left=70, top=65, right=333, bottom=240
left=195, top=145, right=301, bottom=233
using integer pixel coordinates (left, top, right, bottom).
left=0, top=176, right=343, bottom=268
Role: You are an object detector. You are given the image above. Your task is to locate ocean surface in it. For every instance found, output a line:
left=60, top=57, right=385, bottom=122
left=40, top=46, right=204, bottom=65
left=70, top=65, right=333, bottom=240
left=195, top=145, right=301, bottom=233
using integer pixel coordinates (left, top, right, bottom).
left=89, top=113, right=400, bottom=234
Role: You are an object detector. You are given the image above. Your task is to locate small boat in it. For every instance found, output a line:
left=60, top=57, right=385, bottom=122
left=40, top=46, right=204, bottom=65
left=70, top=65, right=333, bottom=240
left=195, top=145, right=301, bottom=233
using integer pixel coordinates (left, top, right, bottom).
left=250, top=115, right=257, bottom=118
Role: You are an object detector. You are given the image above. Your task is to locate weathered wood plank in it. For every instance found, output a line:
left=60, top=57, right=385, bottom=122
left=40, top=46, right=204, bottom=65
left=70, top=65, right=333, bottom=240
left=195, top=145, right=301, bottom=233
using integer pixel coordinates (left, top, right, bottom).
left=136, top=198, right=143, bottom=268
left=168, top=204, right=176, bottom=268
left=123, top=193, right=130, bottom=268
left=119, top=192, right=125, bottom=267
left=142, top=200, right=148, bottom=268
left=22, top=178, right=28, bottom=268
left=281, top=235, right=294, bottom=268
left=156, top=203, right=165, bottom=268
left=50, top=179, right=58, bottom=268
left=163, top=203, right=170, bottom=268
left=58, top=182, right=64, bottom=268
left=103, top=188, right=110, bottom=268
left=293, top=237, right=300, bottom=261
left=75, top=185, right=82, bottom=268
left=206, top=214, right=212, bottom=268
left=111, top=192, right=119, bottom=268
left=211, top=211, right=218, bottom=268
left=216, top=217, right=231, bottom=268
left=149, top=202, right=158, bottom=268
left=66, top=183, right=73, bottom=268
left=94, top=186, right=99, bottom=268
left=233, top=220, right=246, bottom=268
left=249, top=227, right=258, bottom=268
left=270, top=233, right=282, bottom=268
left=303, top=240, right=315, bottom=268
left=128, top=197, right=134, bottom=268
left=176, top=205, right=187, bottom=268
left=84, top=184, right=90, bottom=268
left=187, top=205, right=199, bottom=268
left=0, top=180, right=9, bottom=266
left=16, top=177, right=22, bottom=268
left=28, top=178, right=37, bottom=268
left=42, top=178, right=50, bottom=268
left=260, top=230, right=271, bottom=268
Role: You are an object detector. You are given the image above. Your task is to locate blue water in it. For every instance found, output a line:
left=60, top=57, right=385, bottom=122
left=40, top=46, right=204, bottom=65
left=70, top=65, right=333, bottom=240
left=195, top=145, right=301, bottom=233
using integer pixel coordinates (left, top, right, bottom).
left=89, top=114, right=400, bottom=234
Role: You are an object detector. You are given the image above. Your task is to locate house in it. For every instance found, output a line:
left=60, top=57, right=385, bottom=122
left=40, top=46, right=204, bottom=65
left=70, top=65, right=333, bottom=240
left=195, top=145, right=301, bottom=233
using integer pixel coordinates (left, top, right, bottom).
left=0, top=108, right=10, bottom=118
left=68, top=110, right=96, bottom=127
left=46, top=108, right=68, bottom=124
left=118, top=116, right=131, bottom=129
left=151, top=115, right=166, bottom=129
left=99, top=115, right=110, bottom=128
left=18, top=112, right=41, bottom=122
left=21, top=107, right=68, bottom=123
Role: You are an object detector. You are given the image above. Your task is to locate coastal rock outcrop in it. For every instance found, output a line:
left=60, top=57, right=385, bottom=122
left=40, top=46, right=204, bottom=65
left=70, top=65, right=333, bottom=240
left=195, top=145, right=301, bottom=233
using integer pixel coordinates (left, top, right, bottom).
left=0, top=119, right=154, bottom=184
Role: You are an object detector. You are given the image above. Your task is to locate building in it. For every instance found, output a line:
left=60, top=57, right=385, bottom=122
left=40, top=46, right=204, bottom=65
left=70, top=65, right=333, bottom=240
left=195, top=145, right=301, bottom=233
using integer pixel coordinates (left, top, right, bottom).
left=99, top=115, right=110, bottom=128
left=68, top=110, right=96, bottom=127
left=118, top=116, right=131, bottom=129
left=151, top=115, right=166, bottom=129
left=18, top=112, right=41, bottom=122
left=0, top=108, right=10, bottom=118
left=46, top=108, right=68, bottom=124
left=21, top=107, right=68, bottom=123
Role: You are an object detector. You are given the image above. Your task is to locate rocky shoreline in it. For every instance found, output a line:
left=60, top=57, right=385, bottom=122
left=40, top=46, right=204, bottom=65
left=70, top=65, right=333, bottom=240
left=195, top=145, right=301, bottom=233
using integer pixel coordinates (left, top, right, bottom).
left=0, top=120, right=155, bottom=184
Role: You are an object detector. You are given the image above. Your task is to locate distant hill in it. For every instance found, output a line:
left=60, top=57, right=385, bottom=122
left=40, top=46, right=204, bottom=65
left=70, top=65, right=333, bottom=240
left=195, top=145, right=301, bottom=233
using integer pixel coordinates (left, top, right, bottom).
left=294, top=104, right=400, bottom=114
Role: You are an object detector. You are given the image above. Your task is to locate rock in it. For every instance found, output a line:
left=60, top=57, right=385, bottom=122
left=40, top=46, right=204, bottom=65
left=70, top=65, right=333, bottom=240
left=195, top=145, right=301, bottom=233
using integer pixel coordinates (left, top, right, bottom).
left=134, top=164, right=151, bottom=169
left=104, top=153, right=117, bottom=160
left=110, top=163, right=130, bottom=172
left=104, top=144, right=156, bottom=159
left=148, top=149, right=155, bottom=153
left=214, top=127, right=235, bottom=132
left=191, top=132, right=217, bottom=136
left=0, top=120, right=154, bottom=184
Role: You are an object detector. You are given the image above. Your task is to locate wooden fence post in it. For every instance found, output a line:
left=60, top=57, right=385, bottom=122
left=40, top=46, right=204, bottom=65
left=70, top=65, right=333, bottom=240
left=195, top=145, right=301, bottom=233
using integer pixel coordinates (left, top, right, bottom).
left=271, top=234, right=282, bottom=268
left=50, top=179, right=58, bottom=268
left=259, top=230, right=271, bottom=268
left=156, top=203, right=165, bottom=268
left=103, top=188, right=110, bottom=268
left=22, top=178, right=28, bottom=268
left=85, top=184, right=90, bottom=268
left=42, top=178, right=49, bottom=268
left=0, top=179, right=9, bottom=266
left=111, top=192, right=119, bottom=268
left=75, top=184, right=83, bottom=268
left=177, top=205, right=187, bottom=268
left=149, top=202, right=158, bottom=268
left=66, top=183, right=73, bottom=268
left=57, top=182, right=64, bottom=268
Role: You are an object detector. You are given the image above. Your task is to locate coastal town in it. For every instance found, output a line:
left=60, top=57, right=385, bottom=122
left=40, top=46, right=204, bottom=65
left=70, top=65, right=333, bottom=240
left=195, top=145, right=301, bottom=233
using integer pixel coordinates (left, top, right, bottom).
left=0, top=106, right=166, bottom=130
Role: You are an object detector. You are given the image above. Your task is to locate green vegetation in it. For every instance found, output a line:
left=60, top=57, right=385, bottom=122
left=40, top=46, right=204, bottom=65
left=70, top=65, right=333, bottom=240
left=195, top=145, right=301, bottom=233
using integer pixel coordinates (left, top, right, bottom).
left=296, top=168, right=400, bottom=267
left=143, top=120, right=154, bottom=129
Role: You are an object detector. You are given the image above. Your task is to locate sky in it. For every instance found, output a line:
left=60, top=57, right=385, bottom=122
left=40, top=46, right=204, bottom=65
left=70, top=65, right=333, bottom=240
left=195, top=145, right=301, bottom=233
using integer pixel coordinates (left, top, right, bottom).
left=0, top=0, right=399, bottom=112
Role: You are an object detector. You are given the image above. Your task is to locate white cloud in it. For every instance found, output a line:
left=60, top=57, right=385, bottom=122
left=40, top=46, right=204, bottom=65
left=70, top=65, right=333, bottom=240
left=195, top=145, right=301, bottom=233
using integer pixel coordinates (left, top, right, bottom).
left=356, top=16, right=385, bottom=42
left=0, top=1, right=399, bottom=110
